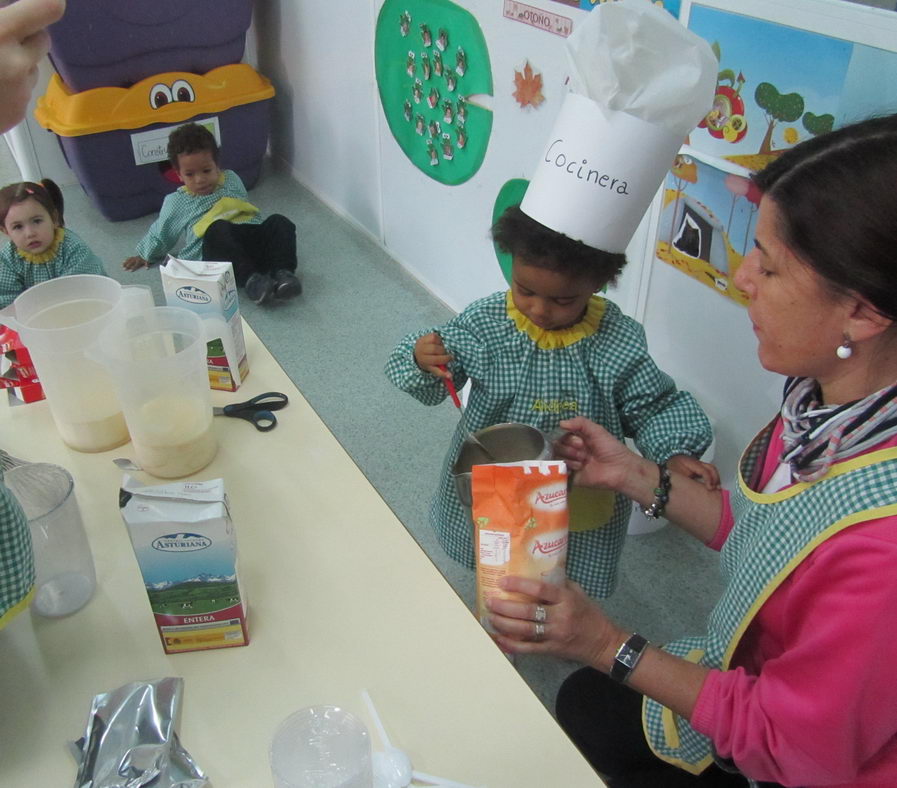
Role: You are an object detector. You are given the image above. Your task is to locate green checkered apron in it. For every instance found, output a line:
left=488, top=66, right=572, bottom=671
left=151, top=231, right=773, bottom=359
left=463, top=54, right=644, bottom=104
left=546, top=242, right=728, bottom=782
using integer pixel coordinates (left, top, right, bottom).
left=386, top=292, right=712, bottom=598
left=0, top=482, right=34, bottom=628
left=642, top=419, right=897, bottom=779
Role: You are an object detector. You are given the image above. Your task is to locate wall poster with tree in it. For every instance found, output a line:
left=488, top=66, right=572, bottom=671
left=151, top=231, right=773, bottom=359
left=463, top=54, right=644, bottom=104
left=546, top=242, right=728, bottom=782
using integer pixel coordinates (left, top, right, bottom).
left=648, top=0, right=897, bottom=305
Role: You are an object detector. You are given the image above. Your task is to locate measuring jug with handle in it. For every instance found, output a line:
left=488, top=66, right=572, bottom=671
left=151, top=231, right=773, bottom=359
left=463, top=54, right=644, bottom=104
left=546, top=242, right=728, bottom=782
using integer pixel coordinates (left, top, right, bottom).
left=0, top=274, right=130, bottom=452
left=90, top=306, right=218, bottom=479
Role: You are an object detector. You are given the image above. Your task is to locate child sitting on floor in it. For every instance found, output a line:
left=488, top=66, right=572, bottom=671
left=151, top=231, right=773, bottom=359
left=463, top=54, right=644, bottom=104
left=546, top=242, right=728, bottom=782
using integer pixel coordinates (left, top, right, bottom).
left=0, top=179, right=106, bottom=308
left=123, top=122, right=302, bottom=305
left=386, top=205, right=718, bottom=599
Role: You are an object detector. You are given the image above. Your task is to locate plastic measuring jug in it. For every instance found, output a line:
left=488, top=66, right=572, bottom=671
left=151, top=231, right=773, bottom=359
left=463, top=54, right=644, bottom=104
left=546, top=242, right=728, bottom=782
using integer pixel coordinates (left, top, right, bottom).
left=91, top=306, right=217, bottom=478
left=0, top=274, right=129, bottom=452
left=4, top=462, right=96, bottom=617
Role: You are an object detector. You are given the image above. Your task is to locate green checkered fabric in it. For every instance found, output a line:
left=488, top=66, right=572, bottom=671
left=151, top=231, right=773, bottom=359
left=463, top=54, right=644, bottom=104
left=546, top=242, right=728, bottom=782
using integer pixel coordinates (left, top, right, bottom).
left=135, top=170, right=263, bottom=264
left=643, top=421, right=897, bottom=780
left=0, top=482, right=34, bottom=628
left=0, top=229, right=106, bottom=309
left=385, top=292, right=712, bottom=598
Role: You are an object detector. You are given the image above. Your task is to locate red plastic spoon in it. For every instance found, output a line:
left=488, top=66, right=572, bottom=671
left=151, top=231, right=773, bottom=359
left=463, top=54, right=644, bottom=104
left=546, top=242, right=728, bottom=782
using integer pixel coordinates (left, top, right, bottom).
left=438, top=365, right=495, bottom=460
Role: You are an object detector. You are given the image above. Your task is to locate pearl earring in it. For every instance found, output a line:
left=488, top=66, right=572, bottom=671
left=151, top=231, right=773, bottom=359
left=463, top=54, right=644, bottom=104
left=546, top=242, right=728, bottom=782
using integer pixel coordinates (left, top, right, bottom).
left=836, top=337, right=853, bottom=360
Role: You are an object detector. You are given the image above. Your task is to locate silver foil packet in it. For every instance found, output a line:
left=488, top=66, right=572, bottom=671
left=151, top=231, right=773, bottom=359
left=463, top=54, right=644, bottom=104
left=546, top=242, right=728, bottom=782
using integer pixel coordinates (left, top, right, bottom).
left=71, top=677, right=208, bottom=788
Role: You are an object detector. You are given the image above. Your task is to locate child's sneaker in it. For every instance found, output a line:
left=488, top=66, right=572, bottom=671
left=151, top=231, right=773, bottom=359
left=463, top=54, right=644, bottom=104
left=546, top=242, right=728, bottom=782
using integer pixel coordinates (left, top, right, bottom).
left=244, top=272, right=276, bottom=304
left=272, top=269, right=302, bottom=300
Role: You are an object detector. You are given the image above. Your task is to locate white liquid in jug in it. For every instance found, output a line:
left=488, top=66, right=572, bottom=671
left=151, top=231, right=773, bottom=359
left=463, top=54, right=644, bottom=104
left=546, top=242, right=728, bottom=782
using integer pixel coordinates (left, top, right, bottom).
left=56, top=410, right=130, bottom=453
left=130, top=394, right=217, bottom=478
left=28, top=298, right=113, bottom=329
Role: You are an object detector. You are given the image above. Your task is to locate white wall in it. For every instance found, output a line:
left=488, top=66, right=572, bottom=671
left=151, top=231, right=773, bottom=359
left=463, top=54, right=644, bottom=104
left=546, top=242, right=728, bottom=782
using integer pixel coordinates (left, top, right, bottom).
left=251, top=0, right=383, bottom=239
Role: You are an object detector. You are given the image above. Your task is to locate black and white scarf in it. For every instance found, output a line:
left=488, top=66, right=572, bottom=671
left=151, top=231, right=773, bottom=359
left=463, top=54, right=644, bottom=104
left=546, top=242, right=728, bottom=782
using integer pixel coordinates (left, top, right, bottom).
left=779, top=376, right=897, bottom=482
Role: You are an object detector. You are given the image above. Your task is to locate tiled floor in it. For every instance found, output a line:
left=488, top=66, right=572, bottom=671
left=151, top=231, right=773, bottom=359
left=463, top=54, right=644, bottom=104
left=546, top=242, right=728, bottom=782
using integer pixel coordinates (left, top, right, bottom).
left=3, top=149, right=725, bottom=713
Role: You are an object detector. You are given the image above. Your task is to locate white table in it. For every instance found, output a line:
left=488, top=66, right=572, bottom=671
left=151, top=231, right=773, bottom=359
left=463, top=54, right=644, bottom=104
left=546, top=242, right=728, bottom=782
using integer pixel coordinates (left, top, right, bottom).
left=0, top=324, right=605, bottom=787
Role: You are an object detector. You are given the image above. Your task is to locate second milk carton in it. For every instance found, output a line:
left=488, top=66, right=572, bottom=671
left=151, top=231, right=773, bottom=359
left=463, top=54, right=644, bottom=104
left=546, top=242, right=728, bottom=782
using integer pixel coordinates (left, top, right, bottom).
left=161, top=256, right=249, bottom=391
left=120, top=475, right=249, bottom=654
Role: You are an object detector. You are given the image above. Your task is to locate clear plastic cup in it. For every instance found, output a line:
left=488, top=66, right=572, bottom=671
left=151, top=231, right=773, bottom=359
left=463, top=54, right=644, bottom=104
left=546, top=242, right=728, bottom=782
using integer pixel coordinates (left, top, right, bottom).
left=3, top=463, right=96, bottom=617
left=270, top=706, right=374, bottom=788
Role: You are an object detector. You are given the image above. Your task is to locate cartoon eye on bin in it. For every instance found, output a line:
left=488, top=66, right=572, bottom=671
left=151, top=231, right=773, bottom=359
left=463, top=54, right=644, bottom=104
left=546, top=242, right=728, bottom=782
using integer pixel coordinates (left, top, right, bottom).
left=150, top=83, right=174, bottom=109
left=172, top=79, right=195, bottom=103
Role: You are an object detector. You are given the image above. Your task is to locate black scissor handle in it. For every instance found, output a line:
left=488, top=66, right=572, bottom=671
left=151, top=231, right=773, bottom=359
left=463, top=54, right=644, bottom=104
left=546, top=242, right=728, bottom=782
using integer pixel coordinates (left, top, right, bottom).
left=221, top=392, right=289, bottom=432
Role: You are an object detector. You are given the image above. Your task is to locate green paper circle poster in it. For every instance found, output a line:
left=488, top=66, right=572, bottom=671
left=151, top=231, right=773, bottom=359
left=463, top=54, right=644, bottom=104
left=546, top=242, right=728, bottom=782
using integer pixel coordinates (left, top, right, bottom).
left=375, top=0, right=493, bottom=186
left=492, top=178, right=529, bottom=285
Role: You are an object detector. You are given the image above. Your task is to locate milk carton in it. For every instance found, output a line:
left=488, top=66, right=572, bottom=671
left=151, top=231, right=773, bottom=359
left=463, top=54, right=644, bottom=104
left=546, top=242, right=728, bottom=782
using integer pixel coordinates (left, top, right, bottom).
left=120, top=475, right=249, bottom=654
left=161, top=256, right=249, bottom=391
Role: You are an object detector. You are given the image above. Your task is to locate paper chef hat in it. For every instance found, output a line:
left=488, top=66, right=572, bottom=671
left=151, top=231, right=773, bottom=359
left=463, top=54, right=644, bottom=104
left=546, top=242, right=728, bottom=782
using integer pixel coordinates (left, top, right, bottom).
left=520, top=0, right=717, bottom=253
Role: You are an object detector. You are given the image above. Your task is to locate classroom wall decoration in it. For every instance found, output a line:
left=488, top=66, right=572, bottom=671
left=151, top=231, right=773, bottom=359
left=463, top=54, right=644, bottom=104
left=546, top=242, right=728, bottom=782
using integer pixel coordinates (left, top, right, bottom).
left=512, top=61, right=545, bottom=109
left=375, top=0, right=493, bottom=185
left=492, top=178, right=530, bottom=284
left=651, top=0, right=897, bottom=305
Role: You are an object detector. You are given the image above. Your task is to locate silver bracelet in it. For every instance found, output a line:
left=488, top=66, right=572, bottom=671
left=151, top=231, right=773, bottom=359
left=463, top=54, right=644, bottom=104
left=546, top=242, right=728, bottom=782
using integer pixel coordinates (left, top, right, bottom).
left=642, top=463, right=671, bottom=519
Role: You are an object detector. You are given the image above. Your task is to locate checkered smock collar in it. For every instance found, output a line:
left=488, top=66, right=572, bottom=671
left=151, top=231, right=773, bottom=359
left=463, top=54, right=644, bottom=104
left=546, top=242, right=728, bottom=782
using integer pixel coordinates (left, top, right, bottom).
left=505, top=291, right=605, bottom=350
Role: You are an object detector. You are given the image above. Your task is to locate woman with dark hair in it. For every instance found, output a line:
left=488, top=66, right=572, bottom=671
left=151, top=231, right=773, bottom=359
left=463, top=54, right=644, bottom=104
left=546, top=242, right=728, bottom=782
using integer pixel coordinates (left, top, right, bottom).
left=486, top=113, right=897, bottom=787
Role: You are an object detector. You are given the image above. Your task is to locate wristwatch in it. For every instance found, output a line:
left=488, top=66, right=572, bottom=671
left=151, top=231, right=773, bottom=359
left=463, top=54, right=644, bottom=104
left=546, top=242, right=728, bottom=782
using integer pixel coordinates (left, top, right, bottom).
left=610, top=633, right=649, bottom=684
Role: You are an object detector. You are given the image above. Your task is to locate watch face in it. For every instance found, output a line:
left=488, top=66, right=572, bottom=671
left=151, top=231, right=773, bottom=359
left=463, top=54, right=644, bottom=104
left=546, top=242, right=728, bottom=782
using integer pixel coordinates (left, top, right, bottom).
left=618, top=650, right=638, bottom=668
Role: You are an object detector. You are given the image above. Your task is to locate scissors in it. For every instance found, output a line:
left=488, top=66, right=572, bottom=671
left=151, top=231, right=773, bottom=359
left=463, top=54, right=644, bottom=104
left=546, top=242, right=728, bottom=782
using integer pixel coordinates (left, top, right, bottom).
left=213, top=391, right=288, bottom=432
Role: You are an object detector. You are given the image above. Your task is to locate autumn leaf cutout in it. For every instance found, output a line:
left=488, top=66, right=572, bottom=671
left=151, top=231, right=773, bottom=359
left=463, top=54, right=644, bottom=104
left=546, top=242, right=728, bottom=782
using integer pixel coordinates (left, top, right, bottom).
left=513, top=60, right=544, bottom=109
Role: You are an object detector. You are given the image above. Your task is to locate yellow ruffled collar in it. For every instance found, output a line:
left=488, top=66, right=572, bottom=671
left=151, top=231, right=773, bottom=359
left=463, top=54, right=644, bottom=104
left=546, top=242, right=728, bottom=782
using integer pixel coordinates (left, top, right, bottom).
left=18, top=227, right=64, bottom=263
left=182, top=171, right=226, bottom=197
left=506, top=291, right=606, bottom=350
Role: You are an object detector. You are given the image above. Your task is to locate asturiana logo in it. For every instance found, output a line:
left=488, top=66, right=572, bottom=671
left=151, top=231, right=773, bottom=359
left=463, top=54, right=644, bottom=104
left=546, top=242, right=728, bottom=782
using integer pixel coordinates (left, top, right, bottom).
left=529, top=531, right=568, bottom=558
left=152, top=532, right=212, bottom=552
left=176, top=285, right=211, bottom=305
left=532, top=482, right=567, bottom=510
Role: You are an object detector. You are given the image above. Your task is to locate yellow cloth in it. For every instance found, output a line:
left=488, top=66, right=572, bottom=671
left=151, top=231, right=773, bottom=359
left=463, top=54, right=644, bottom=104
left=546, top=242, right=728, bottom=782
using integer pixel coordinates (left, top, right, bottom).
left=191, top=197, right=260, bottom=238
left=18, top=227, right=64, bottom=264
left=506, top=291, right=606, bottom=350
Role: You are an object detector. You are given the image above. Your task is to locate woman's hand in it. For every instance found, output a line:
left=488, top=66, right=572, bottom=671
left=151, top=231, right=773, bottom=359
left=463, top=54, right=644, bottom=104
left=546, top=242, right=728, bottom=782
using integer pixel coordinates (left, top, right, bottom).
left=555, top=416, right=649, bottom=498
left=487, top=576, right=626, bottom=670
left=414, top=332, right=453, bottom=377
left=0, top=0, right=65, bottom=134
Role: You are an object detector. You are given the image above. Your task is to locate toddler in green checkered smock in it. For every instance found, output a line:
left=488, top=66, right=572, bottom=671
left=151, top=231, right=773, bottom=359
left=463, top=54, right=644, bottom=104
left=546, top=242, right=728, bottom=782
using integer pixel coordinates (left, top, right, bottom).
left=0, top=179, right=107, bottom=309
left=386, top=205, right=717, bottom=598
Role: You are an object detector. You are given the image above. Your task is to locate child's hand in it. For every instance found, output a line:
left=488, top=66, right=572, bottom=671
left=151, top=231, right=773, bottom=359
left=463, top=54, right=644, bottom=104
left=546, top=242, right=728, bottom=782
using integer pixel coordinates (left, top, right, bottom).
left=414, top=332, right=453, bottom=377
left=667, top=454, right=721, bottom=491
left=122, top=256, right=150, bottom=271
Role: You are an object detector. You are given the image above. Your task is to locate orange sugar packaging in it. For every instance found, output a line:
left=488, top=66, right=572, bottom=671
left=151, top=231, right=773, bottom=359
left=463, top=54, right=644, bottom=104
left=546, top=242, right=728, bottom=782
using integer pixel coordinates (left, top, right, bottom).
left=472, top=460, right=569, bottom=633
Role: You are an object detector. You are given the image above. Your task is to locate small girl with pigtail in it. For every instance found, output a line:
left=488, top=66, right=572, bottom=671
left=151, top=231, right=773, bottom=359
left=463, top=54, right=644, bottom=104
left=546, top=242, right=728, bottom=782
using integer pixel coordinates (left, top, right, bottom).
left=0, top=179, right=107, bottom=308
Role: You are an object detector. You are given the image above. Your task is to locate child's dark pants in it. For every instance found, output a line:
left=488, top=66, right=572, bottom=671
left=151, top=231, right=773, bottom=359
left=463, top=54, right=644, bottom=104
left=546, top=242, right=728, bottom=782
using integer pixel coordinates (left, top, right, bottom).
left=201, top=215, right=297, bottom=287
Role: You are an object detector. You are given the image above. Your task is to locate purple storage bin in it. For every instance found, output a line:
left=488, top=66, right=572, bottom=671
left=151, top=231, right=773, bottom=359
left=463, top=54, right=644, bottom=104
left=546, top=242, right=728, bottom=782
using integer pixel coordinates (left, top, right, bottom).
left=35, top=65, right=275, bottom=221
left=48, top=0, right=254, bottom=92
left=54, top=106, right=269, bottom=222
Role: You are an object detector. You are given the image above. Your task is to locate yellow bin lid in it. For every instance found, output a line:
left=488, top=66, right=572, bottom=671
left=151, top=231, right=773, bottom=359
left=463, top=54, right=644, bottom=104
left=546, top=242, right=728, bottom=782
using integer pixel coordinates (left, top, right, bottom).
left=35, top=63, right=275, bottom=137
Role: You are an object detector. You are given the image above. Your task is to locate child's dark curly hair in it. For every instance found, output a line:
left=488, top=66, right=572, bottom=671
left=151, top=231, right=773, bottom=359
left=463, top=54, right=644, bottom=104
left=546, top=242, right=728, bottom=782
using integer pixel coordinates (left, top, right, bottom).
left=0, top=179, right=65, bottom=228
left=168, top=123, right=219, bottom=169
left=491, top=205, right=626, bottom=287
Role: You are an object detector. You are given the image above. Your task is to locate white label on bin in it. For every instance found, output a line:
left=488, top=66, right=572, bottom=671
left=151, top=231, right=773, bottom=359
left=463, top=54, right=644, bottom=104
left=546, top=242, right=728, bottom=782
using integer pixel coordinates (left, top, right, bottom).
left=130, top=117, right=221, bottom=166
